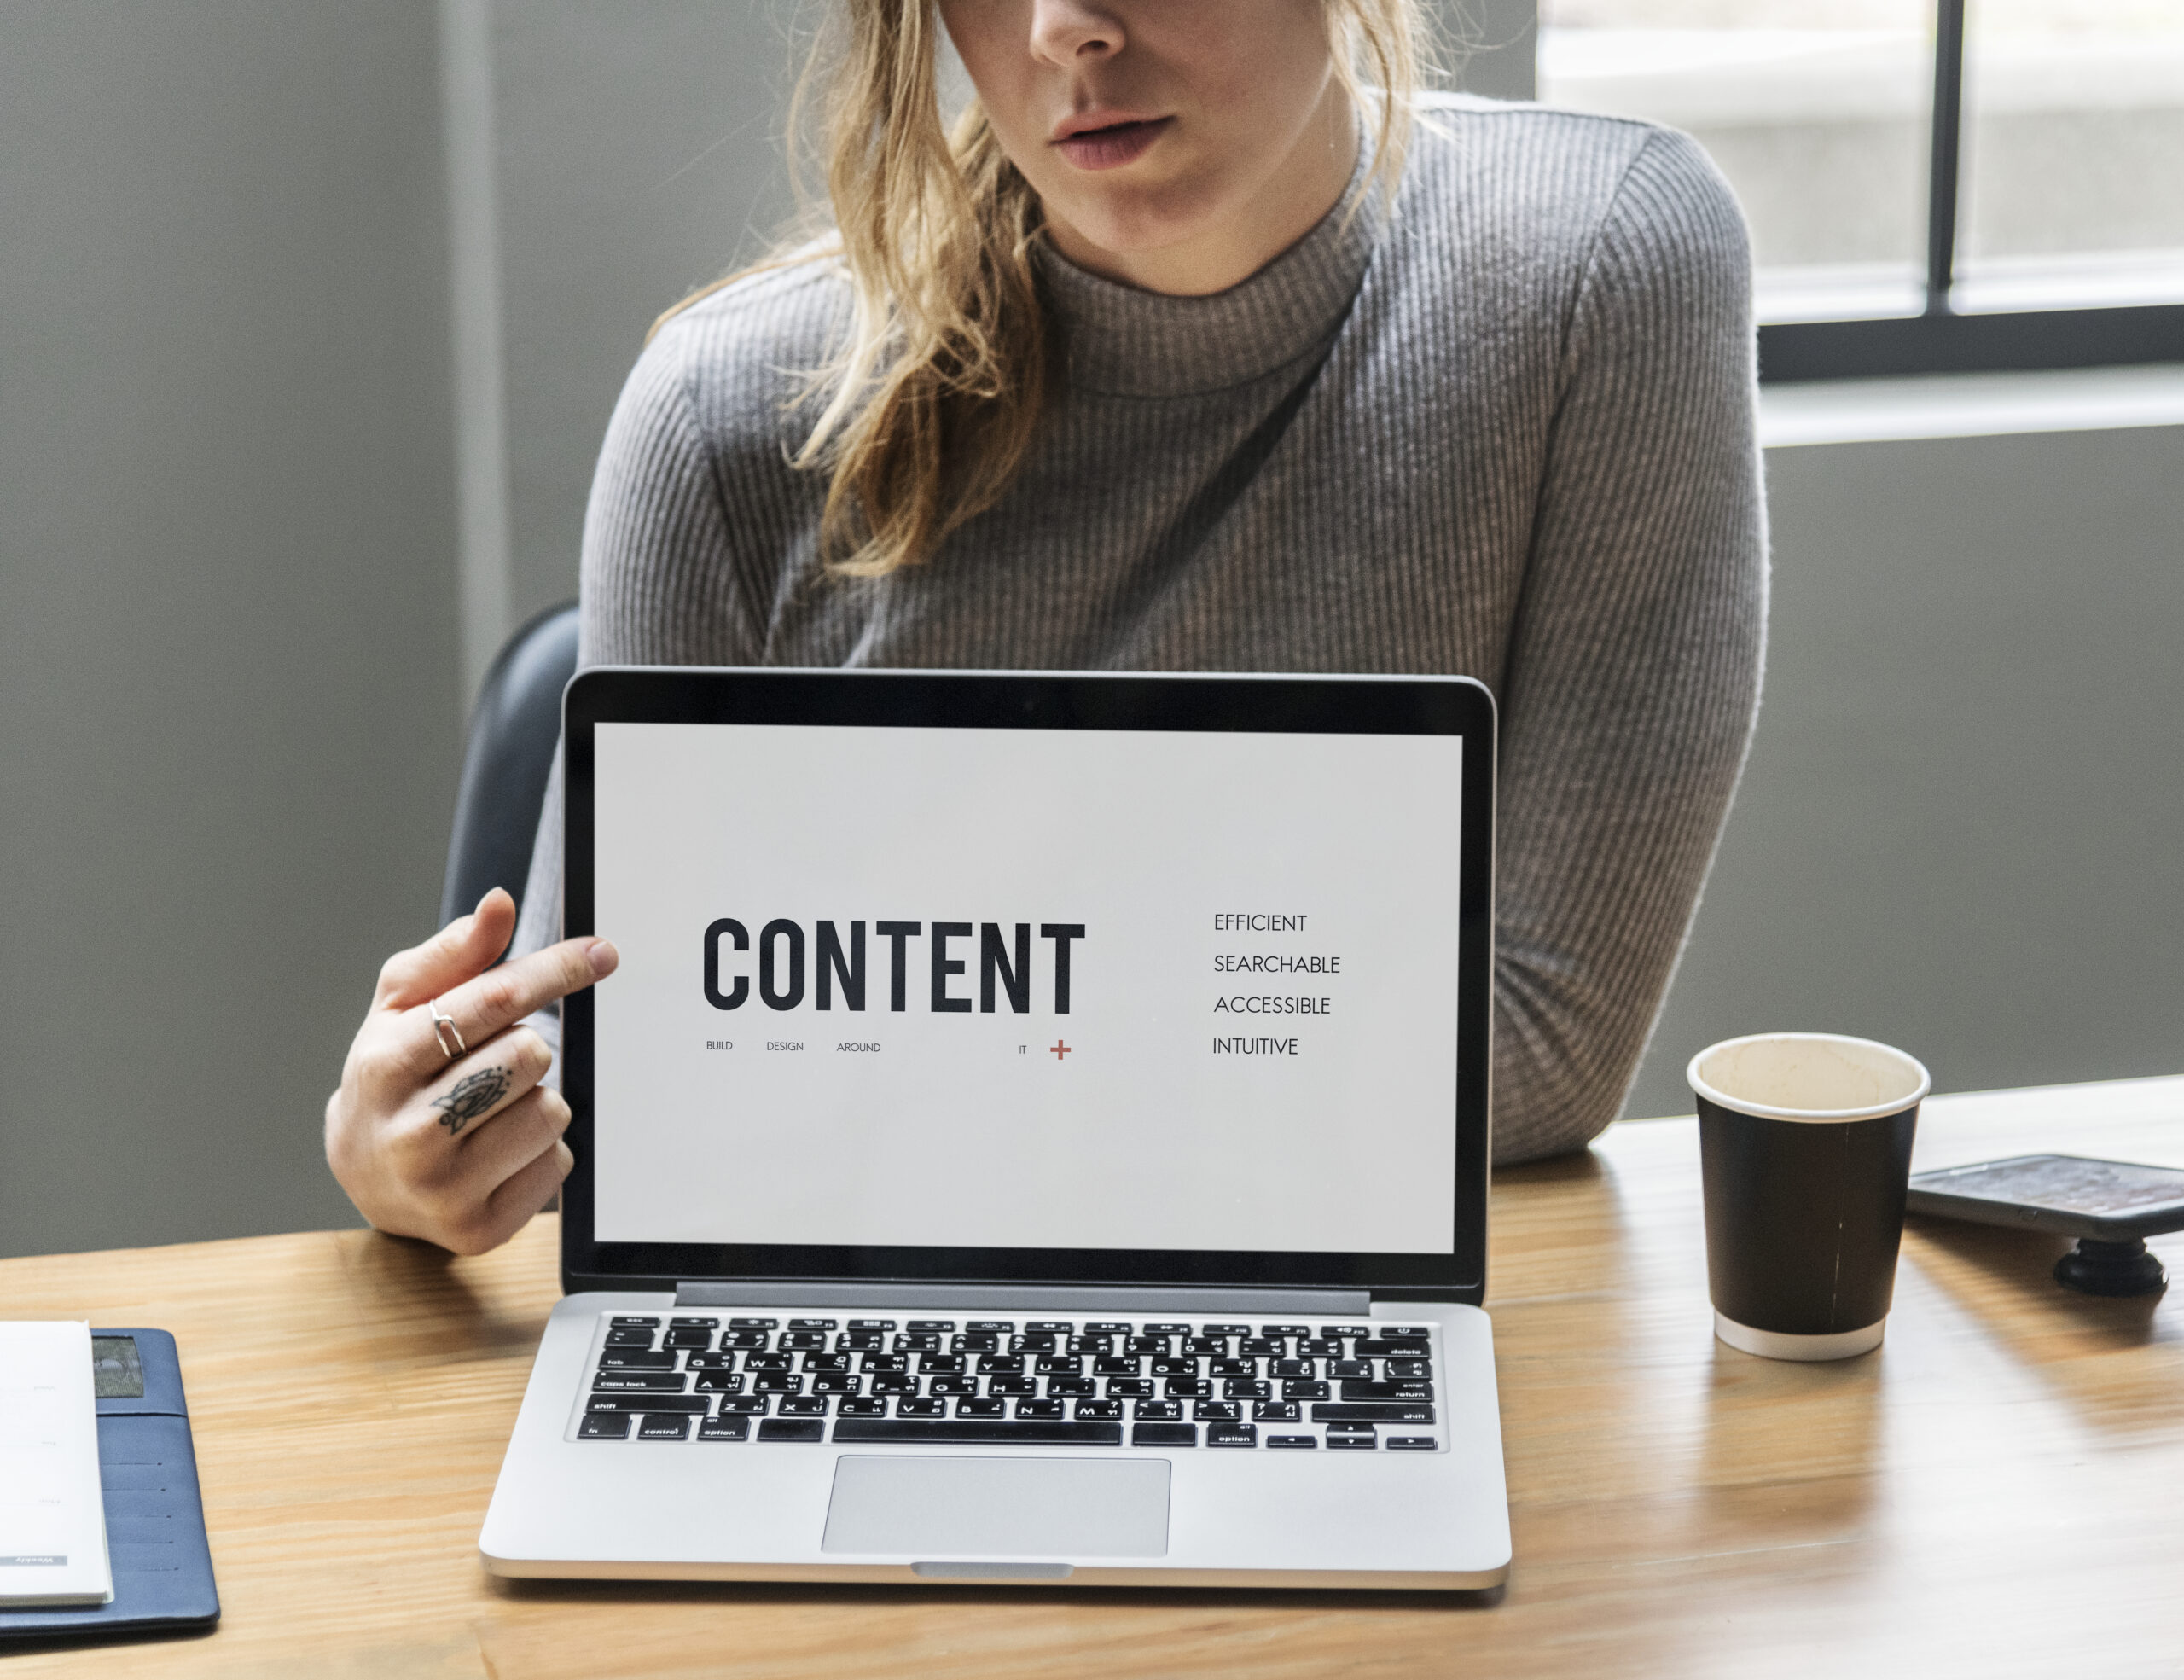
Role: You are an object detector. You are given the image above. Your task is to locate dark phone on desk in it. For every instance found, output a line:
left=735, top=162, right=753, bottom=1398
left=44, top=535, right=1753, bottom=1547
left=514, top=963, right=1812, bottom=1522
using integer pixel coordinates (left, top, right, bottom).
left=1907, top=1154, right=2184, bottom=1241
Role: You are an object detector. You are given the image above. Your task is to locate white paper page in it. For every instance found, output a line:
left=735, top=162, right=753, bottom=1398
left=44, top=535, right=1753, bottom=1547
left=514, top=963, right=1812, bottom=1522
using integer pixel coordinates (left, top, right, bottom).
left=0, top=1321, right=113, bottom=1607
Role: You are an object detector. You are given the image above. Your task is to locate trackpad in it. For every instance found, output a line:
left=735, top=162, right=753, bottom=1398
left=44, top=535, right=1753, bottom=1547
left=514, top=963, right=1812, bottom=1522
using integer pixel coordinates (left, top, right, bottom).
left=822, top=1456, right=1170, bottom=1558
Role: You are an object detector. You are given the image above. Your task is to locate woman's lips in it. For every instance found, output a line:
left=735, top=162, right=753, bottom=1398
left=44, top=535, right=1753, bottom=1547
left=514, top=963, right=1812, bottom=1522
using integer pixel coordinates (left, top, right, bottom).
left=1053, top=116, right=1172, bottom=171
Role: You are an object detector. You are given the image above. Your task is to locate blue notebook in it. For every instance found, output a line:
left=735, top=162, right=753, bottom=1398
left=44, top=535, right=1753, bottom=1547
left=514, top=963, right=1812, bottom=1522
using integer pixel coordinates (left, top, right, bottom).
left=0, top=1329, right=220, bottom=1642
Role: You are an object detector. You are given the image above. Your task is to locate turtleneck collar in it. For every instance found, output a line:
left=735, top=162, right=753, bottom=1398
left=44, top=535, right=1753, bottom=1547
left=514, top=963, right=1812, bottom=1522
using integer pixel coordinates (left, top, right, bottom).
left=1034, top=137, right=1382, bottom=399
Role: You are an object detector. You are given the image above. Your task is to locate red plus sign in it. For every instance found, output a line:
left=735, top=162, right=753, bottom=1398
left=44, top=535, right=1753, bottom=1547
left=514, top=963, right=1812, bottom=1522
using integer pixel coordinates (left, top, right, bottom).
left=1049, top=1040, right=1072, bottom=1060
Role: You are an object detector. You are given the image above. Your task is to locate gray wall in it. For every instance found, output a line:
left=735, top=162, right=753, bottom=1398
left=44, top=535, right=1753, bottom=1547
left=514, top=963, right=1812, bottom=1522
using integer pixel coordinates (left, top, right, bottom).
left=0, top=3, right=463, bottom=1257
left=0, top=2, right=2174, bottom=1259
left=1623, top=424, right=2184, bottom=1118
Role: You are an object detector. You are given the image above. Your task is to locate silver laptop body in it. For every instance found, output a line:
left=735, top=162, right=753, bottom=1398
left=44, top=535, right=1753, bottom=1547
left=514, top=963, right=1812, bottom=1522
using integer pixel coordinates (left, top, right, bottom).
left=480, top=668, right=1510, bottom=1590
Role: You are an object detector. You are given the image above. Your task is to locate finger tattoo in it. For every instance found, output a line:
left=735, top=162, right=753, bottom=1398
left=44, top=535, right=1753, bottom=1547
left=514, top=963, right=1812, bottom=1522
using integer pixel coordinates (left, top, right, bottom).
left=432, top=1067, right=512, bottom=1136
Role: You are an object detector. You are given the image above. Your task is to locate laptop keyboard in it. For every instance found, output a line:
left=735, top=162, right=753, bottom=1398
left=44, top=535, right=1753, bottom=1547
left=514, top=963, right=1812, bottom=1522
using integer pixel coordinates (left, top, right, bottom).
left=572, top=1314, right=1443, bottom=1452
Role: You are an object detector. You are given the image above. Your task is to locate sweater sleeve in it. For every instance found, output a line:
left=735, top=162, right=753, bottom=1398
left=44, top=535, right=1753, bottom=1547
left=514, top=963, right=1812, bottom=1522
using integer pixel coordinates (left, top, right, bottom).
left=1488, top=129, right=1768, bottom=1164
left=503, top=323, right=759, bottom=1067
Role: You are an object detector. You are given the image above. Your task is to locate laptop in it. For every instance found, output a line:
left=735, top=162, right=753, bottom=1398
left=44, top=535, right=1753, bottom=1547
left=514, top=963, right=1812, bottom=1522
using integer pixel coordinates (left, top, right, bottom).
left=479, top=667, right=1509, bottom=1590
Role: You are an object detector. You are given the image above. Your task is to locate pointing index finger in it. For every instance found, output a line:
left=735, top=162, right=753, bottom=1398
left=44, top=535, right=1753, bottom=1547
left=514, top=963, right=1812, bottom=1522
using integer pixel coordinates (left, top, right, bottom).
left=403, top=937, right=618, bottom=1082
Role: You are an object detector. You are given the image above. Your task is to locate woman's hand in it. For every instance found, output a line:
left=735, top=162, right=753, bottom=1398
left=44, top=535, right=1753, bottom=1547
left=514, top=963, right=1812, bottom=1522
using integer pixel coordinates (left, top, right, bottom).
left=325, top=888, right=619, bottom=1255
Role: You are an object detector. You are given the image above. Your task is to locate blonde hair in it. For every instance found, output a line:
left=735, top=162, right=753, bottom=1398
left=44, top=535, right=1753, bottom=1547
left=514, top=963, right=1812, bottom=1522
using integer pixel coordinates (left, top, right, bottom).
left=658, top=1, right=1427, bottom=577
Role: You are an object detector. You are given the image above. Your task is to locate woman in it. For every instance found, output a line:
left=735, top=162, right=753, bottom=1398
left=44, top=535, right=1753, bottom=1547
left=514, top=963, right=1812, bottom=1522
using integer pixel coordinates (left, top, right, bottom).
left=326, top=0, right=1764, bottom=1255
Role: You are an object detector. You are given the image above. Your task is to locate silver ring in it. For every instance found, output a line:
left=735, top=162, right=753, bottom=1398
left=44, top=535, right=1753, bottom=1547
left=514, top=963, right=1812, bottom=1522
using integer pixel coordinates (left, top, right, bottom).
left=428, top=997, right=468, bottom=1061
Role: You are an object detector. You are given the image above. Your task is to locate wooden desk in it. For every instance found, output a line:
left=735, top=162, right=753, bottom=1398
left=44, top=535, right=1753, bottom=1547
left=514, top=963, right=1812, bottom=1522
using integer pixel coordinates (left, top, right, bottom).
left=6, top=1076, right=2181, bottom=1676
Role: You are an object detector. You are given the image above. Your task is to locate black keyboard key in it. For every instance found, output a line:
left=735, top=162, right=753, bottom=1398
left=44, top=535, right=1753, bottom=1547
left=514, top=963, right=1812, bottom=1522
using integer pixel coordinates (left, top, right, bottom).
left=578, top=1413, right=633, bottom=1439
left=1298, top=1339, right=1341, bottom=1358
left=1163, top=1378, right=1211, bottom=1399
left=810, top=1375, right=860, bottom=1395
left=1014, top=1398, right=1066, bottom=1420
left=585, top=1393, right=707, bottom=1415
left=670, top=1316, right=719, bottom=1328
left=1327, top=1433, right=1378, bottom=1450
left=967, top=1320, right=1014, bottom=1333
left=744, top=1353, right=792, bottom=1373
left=1150, top=1357, right=1199, bottom=1378
left=780, top=1331, right=827, bottom=1352
left=860, top=1352, right=908, bottom=1373
left=662, top=1328, right=712, bottom=1349
left=1314, top=1402, right=1437, bottom=1424
left=838, top=1333, right=883, bottom=1352
left=1009, top=1334, right=1057, bottom=1354
left=1281, top=1381, right=1330, bottom=1401
left=956, top=1398, right=1007, bottom=1419
left=697, top=1416, right=751, bottom=1441
left=1266, top=1434, right=1316, bottom=1449
left=1387, top=1437, right=1439, bottom=1450
left=1352, top=1338, right=1431, bottom=1357
left=789, top=1317, right=838, bottom=1331
left=929, top=1376, right=977, bottom=1397
left=597, top=1349, right=677, bottom=1370
left=1321, top=1324, right=1371, bottom=1339
left=895, top=1334, right=941, bottom=1354
left=1385, top=1358, right=1432, bottom=1380
left=1223, top=1378, right=1272, bottom=1401
left=1105, top=1378, right=1154, bottom=1398
left=1205, top=1323, right=1251, bottom=1338
left=1125, top=1335, right=1168, bottom=1356
left=691, top=1373, right=746, bottom=1393
left=1084, top=1321, right=1131, bottom=1336
left=988, top=1376, right=1037, bottom=1398
left=1271, top=1359, right=1316, bottom=1378
left=1145, top=1322, right=1191, bottom=1337
left=1133, top=1399, right=1182, bottom=1421
left=684, top=1352, right=734, bottom=1371
left=604, top=1328, right=655, bottom=1348
left=1391, top=1328, right=1433, bottom=1338
left=1066, top=1334, right=1112, bottom=1356
left=1193, top=1401, right=1240, bottom=1421
left=637, top=1415, right=693, bottom=1440
left=1252, top=1401, right=1301, bottom=1423
left=1184, top=1336, right=1228, bottom=1356
left=729, top=1317, right=779, bottom=1328
left=1093, top=1357, right=1140, bottom=1377
left=717, top=1395, right=769, bottom=1416
left=871, top=1373, right=918, bottom=1395
left=1026, top=1320, right=1072, bottom=1334
left=956, top=1334, right=1001, bottom=1354
left=907, top=1319, right=956, bottom=1333
left=1238, top=1338, right=1280, bottom=1357
left=1340, top=1381, right=1436, bottom=1402
left=752, top=1375, right=803, bottom=1395
left=721, top=1330, right=770, bottom=1351
left=1206, top=1424, right=1257, bottom=1448
left=897, top=1397, right=944, bottom=1418
left=838, top=1397, right=887, bottom=1417
left=1034, top=1356, right=1083, bottom=1377
left=848, top=1319, right=897, bottom=1331
left=919, top=1353, right=966, bottom=1375
left=977, top=1355, right=1025, bottom=1375
left=834, top=1419, right=1124, bottom=1446
left=778, top=1395, right=830, bottom=1416
left=1209, top=1358, right=1255, bottom=1378
left=1045, top=1376, right=1095, bottom=1398
left=1331, top=1359, right=1372, bottom=1378
left=610, top=1316, right=660, bottom=1328
left=1132, top=1422, right=1197, bottom=1447
left=758, top=1419, right=825, bottom=1442
left=1073, top=1399, right=1124, bottom=1420
left=802, top=1352, right=851, bottom=1374
left=1261, top=1324, right=1310, bottom=1338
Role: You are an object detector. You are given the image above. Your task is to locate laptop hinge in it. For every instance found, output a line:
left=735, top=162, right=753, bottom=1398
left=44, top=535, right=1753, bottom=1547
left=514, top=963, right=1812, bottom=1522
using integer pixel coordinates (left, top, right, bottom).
left=673, top=1282, right=1374, bottom=1314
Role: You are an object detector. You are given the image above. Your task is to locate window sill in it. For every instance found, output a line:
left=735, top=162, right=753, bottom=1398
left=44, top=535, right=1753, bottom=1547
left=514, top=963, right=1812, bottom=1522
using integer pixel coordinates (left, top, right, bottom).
left=1758, top=363, right=2184, bottom=448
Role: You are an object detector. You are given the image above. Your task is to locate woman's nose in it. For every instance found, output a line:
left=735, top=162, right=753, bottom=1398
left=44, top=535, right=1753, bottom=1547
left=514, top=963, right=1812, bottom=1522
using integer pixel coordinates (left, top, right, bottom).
left=1028, top=0, right=1124, bottom=67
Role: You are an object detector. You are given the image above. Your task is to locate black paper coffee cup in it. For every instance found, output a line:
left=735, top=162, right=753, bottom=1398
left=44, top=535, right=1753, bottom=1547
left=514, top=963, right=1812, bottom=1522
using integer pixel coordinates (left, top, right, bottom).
left=1688, top=1033, right=1930, bottom=1361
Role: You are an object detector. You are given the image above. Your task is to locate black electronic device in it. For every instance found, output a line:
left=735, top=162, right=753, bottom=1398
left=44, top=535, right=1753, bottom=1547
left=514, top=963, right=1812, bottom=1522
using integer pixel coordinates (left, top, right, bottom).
left=1906, top=1154, right=2184, bottom=1297
left=0, top=1328, right=219, bottom=1643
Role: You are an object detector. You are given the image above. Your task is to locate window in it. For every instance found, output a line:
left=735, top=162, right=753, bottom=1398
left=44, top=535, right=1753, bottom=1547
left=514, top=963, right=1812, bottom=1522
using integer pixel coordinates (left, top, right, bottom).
left=1537, top=0, right=2184, bottom=380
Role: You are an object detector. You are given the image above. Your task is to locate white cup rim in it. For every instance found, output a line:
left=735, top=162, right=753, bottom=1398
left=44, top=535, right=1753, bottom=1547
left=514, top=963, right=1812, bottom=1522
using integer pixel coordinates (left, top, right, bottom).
left=1687, top=1032, right=1931, bottom=1123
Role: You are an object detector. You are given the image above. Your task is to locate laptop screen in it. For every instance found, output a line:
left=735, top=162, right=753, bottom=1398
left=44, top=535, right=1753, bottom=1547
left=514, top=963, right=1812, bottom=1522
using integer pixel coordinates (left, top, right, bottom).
left=587, top=717, right=1467, bottom=1258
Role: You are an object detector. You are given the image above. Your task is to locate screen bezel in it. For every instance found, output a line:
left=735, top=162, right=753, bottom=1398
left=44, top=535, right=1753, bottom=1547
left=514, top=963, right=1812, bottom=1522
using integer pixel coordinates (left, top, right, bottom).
left=560, top=667, right=1495, bottom=1303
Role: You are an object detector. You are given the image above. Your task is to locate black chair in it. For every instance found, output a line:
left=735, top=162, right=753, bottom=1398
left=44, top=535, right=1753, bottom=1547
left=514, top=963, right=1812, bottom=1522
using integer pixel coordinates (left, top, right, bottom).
left=439, top=599, right=580, bottom=933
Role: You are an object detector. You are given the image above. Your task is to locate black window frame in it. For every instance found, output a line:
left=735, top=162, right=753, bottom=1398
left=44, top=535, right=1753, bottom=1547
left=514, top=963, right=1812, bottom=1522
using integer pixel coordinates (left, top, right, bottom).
left=1756, top=0, right=2184, bottom=383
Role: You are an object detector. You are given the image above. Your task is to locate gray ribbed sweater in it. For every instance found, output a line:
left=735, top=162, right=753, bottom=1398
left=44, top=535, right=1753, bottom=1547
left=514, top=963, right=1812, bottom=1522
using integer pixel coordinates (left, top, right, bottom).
left=512, top=94, right=1768, bottom=1165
